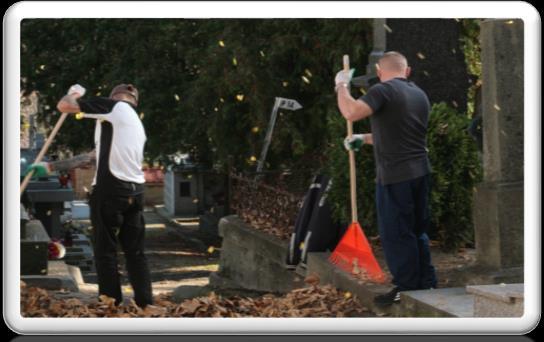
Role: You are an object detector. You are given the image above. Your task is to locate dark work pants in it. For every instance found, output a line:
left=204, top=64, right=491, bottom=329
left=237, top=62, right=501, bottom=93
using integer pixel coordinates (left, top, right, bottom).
left=89, top=189, right=153, bottom=307
left=375, top=174, right=437, bottom=291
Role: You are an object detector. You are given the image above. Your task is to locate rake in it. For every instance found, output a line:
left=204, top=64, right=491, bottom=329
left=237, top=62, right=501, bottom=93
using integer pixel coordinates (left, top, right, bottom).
left=329, top=55, right=386, bottom=283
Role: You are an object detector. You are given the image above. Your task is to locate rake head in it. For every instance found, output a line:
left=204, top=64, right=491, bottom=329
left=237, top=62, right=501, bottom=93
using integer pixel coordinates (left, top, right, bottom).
left=329, top=222, right=386, bottom=283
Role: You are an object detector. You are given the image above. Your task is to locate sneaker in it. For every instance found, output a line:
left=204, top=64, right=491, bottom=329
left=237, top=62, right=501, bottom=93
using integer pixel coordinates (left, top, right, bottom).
left=374, top=287, right=401, bottom=306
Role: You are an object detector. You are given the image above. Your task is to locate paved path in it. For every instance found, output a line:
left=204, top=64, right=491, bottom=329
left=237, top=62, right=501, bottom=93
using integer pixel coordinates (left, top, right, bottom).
left=72, top=208, right=219, bottom=302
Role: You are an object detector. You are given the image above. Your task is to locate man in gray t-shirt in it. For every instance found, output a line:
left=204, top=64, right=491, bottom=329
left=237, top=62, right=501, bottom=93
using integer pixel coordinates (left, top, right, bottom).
left=335, top=51, right=437, bottom=306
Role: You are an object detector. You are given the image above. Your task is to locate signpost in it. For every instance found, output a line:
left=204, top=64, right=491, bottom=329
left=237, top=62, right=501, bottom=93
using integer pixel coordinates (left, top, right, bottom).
left=256, top=97, right=302, bottom=173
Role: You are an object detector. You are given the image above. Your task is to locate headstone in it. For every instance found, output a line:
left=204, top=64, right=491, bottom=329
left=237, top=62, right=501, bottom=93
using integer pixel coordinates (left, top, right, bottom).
left=473, top=19, right=524, bottom=270
left=21, top=220, right=50, bottom=275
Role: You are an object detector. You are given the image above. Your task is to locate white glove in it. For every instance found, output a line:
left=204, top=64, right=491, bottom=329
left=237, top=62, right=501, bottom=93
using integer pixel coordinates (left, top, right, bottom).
left=334, top=68, right=355, bottom=90
left=67, top=84, right=86, bottom=97
left=343, top=134, right=367, bottom=151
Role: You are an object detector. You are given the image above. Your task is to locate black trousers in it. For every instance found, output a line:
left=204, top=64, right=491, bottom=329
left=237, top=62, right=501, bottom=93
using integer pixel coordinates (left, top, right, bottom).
left=89, top=187, right=153, bottom=307
left=375, top=174, right=437, bottom=291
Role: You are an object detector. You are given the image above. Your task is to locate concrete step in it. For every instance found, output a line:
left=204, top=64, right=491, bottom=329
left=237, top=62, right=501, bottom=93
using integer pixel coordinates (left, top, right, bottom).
left=400, top=287, right=475, bottom=317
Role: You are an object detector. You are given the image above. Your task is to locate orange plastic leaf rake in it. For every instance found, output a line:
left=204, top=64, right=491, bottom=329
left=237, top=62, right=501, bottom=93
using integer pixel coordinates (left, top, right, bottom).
left=329, top=54, right=385, bottom=283
left=329, top=222, right=385, bottom=283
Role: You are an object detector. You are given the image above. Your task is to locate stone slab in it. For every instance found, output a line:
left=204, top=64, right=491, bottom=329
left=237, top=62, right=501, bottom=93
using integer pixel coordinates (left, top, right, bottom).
left=467, top=283, right=524, bottom=317
left=401, top=288, right=474, bottom=317
left=22, top=260, right=79, bottom=292
left=472, top=295, right=523, bottom=317
left=466, top=283, right=523, bottom=302
left=171, top=285, right=213, bottom=302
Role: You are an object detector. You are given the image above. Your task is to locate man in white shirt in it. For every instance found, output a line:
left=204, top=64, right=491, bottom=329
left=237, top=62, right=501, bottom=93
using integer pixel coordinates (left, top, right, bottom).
left=53, top=83, right=153, bottom=308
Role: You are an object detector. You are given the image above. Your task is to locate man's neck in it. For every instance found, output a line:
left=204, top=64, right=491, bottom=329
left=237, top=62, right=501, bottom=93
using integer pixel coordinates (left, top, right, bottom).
left=380, top=75, right=407, bottom=82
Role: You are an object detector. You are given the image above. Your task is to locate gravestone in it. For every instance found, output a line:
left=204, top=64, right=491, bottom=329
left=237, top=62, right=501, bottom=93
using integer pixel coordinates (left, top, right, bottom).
left=472, top=19, right=524, bottom=271
left=21, top=219, right=50, bottom=275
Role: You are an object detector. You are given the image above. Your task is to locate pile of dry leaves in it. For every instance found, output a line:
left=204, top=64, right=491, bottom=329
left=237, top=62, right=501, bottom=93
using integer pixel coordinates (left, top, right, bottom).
left=230, top=174, right=302, bottom=241
left=21, top=280, right=371, bottom=318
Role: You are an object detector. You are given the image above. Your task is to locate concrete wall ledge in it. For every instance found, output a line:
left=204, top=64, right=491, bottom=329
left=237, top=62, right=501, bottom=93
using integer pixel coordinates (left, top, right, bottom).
left=212, top=215, right=304, bottom=293
left=306, top=252, right=403, bottom=316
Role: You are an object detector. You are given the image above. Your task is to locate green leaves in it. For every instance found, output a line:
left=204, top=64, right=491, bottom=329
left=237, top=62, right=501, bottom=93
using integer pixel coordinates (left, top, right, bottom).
left=426, top=103, right=482, bottom=250
left=21, top=19, right=372, bottom=172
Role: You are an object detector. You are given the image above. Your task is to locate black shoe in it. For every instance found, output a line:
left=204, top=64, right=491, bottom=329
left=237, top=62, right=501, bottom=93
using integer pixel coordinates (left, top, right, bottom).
left=374, top=287, right=401, bottom=306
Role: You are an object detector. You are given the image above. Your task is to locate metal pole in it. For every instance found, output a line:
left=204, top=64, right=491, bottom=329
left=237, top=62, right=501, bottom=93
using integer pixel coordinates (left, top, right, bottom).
left=256, top=97, right=280, bottom=173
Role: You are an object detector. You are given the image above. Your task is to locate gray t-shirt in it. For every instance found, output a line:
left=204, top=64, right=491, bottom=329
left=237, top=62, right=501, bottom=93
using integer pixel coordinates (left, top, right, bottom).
left=359, top=77, right=431, bottom=185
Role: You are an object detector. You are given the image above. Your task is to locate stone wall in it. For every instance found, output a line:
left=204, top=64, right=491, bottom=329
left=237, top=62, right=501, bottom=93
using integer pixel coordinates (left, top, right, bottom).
left=210, top=215, right=304, bottom=293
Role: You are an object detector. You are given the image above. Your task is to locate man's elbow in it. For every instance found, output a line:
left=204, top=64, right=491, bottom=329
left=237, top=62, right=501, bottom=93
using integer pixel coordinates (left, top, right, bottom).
left=344, top=105, right=370, bottom=122
left=57, top=100, right=79, bottom=113
left=57, top=101, right=69, bottom=113
left=342, top=111, right=357, bottom=122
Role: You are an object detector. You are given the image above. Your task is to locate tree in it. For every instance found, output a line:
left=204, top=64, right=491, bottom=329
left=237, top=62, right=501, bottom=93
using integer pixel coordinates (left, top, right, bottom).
left=21, top=19, right=373, bottom=170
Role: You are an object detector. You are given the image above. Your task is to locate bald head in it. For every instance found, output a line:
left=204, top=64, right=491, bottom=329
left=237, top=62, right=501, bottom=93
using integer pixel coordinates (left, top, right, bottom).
left=376, top=51, right=411, bottom=81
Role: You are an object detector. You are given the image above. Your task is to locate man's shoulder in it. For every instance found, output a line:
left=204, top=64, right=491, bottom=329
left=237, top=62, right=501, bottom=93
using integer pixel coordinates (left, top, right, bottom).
left=112, top=100, right=137, bottom=113
left=369, top=81, right=389, bottom=90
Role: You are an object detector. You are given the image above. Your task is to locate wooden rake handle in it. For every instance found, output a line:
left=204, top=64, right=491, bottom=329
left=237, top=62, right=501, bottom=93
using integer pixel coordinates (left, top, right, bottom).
left=20, top=112, right=69, bottom=196
left=343, top=55, right=358, bottom=223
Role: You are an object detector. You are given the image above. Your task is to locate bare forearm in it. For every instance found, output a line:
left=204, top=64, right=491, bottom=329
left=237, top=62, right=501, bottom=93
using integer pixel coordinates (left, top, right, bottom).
left=57, top=94, right=81, bottom=113
left=337, top=87, right=358, bottom=121
left=49, top=151, right=96, bottom=172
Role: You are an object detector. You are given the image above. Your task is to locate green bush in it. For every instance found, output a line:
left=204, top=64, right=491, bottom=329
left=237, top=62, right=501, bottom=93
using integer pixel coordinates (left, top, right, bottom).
left=326, top=102, right=482, bottom=251
left=427, top=102, right=482, bottom=250
left=325, top=111, right=377, bottom=233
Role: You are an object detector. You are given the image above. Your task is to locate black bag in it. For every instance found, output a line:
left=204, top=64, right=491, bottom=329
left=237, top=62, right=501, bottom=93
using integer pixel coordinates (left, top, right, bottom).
left=285, top=175, right=342, bottom=268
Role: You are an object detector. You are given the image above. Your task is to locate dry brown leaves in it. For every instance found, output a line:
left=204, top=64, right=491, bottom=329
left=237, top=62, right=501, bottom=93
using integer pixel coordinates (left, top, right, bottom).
left=231, top=175, right=302, bottom=241
left=21, top=281, right=371, bottom=318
